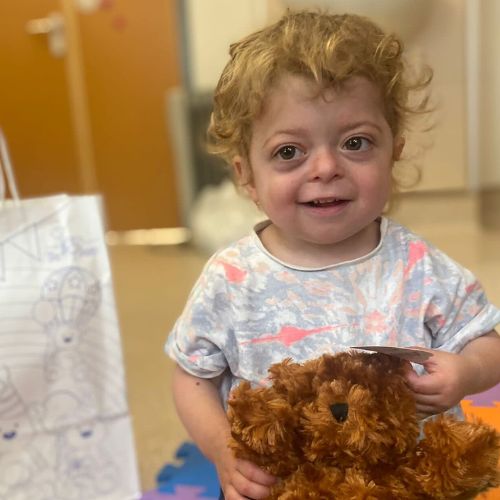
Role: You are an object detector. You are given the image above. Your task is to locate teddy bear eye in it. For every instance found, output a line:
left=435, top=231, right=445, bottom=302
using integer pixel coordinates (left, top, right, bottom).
left=330, top=402, right=349, bottom=423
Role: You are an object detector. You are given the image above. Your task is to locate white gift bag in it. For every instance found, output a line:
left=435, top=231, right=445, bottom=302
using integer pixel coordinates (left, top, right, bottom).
left=0, top=130, right=140, bottom=500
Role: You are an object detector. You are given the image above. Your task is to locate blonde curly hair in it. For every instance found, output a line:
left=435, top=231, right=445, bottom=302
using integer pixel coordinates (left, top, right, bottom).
left=207, top=10, right=432, bottom=186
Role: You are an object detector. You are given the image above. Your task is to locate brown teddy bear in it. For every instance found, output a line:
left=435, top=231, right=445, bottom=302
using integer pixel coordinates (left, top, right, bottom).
left=227, top=351, right=500, bottom=499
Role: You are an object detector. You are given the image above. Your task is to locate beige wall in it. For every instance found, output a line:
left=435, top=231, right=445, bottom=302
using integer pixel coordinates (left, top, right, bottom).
left=404, top=0, right=467, bottom=191
left=479, top=0, right=500, bottom=187
left=185, top=0, right=269, bottom=92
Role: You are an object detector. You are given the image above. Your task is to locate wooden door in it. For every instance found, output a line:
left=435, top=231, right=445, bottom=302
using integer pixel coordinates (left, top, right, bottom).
left=0, top=0, right=82, bottom=195
left=78, top=0, right=181, bottom=230
left=0, top=0, right=181, bottom=230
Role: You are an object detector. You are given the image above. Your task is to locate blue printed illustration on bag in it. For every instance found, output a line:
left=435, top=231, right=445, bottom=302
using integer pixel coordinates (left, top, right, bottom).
left=53, top=420, right=120, bottom=499
left=0, top=367, right=55, bottom=500
left=47, top=226, right=98, bottom=262
left=33, top=267, right=101, bottom=385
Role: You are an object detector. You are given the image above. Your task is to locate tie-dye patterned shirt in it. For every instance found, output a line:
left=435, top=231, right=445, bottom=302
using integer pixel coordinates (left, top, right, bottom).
left=166, top=217, right=500, bottom=409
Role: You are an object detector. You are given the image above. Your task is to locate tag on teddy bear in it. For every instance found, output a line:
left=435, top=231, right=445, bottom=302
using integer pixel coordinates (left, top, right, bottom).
left=351, top=346, right=432, bottom=364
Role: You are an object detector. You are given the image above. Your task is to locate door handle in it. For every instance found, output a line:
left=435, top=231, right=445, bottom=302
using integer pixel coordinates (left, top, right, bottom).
left=26, top=12, right=66, bottom=58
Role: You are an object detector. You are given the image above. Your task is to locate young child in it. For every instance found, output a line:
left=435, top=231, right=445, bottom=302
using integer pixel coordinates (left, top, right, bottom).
left=166, top=10, right=500, bottom=500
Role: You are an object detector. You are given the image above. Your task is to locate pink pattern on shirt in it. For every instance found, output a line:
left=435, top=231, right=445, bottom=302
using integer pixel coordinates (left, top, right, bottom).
left=364, top=310, right=387, bottom=335
left=466, top=281, right=480, bottom=294
left=404, top=241, right=428, bottom=278
left=243, top=325, right=340, bottom=347
left=219, top=261, right=247, bottom=283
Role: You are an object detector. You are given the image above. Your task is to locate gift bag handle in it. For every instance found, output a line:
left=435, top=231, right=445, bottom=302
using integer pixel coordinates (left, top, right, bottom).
left=0, top=128, right=20, bottom=202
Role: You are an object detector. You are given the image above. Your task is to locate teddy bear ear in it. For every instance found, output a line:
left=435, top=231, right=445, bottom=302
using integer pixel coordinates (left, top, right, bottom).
left=267, top=357, right=298, bottom=381
left=267, top=357, right=318, bottom=405
left=227, top=382, right=302, bottom=476
left=352, top=352, right=410, bottom=384
left=313, top=351, right=371, bottom=388
left=376, top=352, right=410, bottom=374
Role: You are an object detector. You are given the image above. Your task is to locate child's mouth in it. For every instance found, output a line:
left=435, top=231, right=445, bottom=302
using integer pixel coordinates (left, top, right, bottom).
left=304, top=197, right=348, bottom=208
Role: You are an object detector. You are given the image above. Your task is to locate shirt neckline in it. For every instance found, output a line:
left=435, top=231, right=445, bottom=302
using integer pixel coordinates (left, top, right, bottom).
left=251, top=217, right=389, bottom=271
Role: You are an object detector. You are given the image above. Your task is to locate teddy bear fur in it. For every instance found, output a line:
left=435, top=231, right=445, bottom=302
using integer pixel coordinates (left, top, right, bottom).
left=227, top=351, right=500, bottom=499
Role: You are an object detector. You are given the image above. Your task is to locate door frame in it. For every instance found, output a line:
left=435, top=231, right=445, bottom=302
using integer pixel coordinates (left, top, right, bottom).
left=60, top=0, right=97, bottom=192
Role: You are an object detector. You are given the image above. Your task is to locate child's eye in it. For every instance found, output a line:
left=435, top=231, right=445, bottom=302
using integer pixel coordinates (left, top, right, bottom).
left=275, top=145, right=303, bottom=160
left=343, top=137, right=371, bottom=151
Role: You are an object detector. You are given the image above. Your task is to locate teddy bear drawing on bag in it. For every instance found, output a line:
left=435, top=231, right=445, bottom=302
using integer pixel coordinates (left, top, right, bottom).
left=227, top=351, right=500, bottom=499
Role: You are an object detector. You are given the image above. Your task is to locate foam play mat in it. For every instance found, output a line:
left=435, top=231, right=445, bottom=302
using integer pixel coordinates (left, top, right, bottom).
left=141, top=442, right=219, bottom=499
left=142, top=384, right=500, bottom=499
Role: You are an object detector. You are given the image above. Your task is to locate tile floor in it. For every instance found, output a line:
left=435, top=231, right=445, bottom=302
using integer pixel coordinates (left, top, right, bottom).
left=109, top=191, right=500, bottom=493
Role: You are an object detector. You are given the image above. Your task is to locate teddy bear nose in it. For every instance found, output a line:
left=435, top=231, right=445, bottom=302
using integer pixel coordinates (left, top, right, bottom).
left=330, top=402, right=348, bottom=422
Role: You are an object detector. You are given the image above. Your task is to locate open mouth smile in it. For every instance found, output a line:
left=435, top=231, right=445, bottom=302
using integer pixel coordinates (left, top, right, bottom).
left=302, top=197, right=349, bottom=207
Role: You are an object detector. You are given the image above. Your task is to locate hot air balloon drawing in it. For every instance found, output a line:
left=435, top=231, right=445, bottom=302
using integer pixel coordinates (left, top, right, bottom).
left=33, top=267, right=101, bottom=389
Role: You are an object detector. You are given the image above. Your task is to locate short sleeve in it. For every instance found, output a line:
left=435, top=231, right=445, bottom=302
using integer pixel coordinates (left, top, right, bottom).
left=423, top=248, right=500, bottom=351
left=165, top=253, right=233, bottom=378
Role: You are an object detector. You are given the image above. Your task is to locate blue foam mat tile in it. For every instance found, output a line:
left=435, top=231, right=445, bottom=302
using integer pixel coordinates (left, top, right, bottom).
left=156, top=442, right=220, bottom=498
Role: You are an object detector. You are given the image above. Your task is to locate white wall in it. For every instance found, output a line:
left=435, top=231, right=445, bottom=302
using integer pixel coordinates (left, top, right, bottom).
left=479, top=0, right=500, bottom=187
left=405, top=0, right=467, bottom=191
left=185, top=0, right=269, bottom=92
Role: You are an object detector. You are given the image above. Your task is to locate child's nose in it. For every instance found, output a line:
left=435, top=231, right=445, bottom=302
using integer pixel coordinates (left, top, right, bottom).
left=309, top=148, right=343, bottom=181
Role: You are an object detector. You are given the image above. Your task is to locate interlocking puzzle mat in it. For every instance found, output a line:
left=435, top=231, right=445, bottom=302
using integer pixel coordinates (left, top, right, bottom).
left=141, top=442, right=219, bottom=499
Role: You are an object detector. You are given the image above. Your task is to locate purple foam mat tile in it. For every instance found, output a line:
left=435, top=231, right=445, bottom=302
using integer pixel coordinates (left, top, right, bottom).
left=466, top=384, right=500, bottom=407
left=141, top=485, right=218, bottom=500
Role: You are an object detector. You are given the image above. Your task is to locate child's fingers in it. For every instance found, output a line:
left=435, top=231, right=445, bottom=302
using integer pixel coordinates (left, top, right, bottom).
left=405, top=370, right=442, bottom=395
left=224, top=459, right=276, bottom=499
left=230, top=472, right=273, bottom=499
left=413, top=390, right=443, bottom=405
left=415, top=401, right=446, bottom=416
left=235, top=459, right=276, bottom=486
left=416, top=403, right=438, bottom=413
left=413, top=385, right=446, bottom=412
left=223, top=483, right=257, bottom=500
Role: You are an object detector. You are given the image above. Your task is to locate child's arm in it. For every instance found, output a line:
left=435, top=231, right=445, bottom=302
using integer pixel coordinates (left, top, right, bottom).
left=172, top=365, right=276, bottom=499
left=406, top=330, right=500, bottom=416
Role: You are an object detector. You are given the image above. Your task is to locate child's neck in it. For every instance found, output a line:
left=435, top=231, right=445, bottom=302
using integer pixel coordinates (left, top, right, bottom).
left=259, top=219, right=382, bottom=268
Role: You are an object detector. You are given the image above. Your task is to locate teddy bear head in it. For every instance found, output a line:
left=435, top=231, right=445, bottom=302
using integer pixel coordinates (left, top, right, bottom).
left=228, top=351, right=419, bottom=476
left=300, top=351, right=420, bottom=467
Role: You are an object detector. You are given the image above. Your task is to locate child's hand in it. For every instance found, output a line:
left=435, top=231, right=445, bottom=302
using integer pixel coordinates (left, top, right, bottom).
left=215, top=450, right=276, bottom=500
left=404, top=349, right=476, bottom=417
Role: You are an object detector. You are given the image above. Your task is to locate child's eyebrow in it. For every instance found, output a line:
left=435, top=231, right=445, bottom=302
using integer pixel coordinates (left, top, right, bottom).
left=339, top=120, right=385, bottom=134
left=262, top=128, right=309, bottom=146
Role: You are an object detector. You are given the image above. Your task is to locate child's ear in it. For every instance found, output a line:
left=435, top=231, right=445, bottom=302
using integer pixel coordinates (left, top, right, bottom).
left=393, top=136, right=405, bottom=161
left=233, top=155, right=258, bottom=202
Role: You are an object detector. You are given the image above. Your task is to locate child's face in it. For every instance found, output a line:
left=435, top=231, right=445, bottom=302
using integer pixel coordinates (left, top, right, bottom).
left=234, top=74, right=403, bottom=262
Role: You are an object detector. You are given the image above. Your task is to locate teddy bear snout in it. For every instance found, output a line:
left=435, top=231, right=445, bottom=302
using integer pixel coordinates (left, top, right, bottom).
left=329, top=402, right=348, bottom=423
